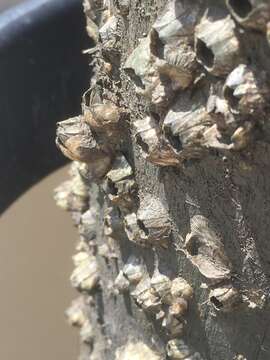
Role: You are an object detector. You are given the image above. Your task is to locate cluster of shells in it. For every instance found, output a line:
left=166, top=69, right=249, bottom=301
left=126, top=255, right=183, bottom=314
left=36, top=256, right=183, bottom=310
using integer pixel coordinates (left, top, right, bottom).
left=54, top=0, right=270, bottom=359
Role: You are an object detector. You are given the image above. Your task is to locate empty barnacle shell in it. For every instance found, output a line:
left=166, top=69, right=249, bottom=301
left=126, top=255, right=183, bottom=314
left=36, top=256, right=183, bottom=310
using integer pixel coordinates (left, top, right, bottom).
left=184, top=215, right=232, bottom=283
left=114, top=270, right=130, bottom=293
left=70, top=252, right=99, bottom=292
left=170, top=277, right=193, bottom=301
left=65, top=298, right=87, bottom=327
left=226, top=0, right=270, bottom=31
left=56, top=116, right=113, bottom=165
left=78, top=208, right=98, bottom=242
left=209, top=285, right=242, bottom=312
left=166, top=339, right=203, bottom=360
left=131, top=276, right=162, bottom=312
left=169, top=298, right=188, bottom=318
left=80, top=320, right=94, bottom=344
left=195, top=12, right=241, bottom=76
left=123, top=255, right=145, bottom=284
left=115, top=341, right=161, bottom=360
left=162, top=314, right=185, bottom=337
left=137, top=194, right=171, bottom=247
left=223, top=64, right=270, bottom=116
left=163, top=92, right=214, bottom=159
left=134, top=117, right=181, bottom=167
left=150, top=272, right=172, bottom=304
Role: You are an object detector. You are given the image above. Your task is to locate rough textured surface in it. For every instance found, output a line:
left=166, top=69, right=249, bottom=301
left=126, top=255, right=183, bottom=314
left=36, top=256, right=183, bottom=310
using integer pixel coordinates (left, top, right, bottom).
left=56, top=1, right=270, bottom=359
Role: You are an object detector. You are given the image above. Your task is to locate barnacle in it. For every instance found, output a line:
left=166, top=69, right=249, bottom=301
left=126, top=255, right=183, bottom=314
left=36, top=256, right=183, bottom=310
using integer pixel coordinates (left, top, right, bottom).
left=115, top=341, right=161, bottom=360
left=104, top=206, right=124, bottom=239
left=184, top=215, right=232, bottom=283
left=226, top=0, right=270, bottom=31
left=131, top=276, right=162, bottom=313
left=114, top=270, right=130, bottom=293
left=78, top=208, right=98, bottom=243
left=170, top=277, right=193, bottom=301
left=223, top=64, right=270, bottom=117
left=70, top=252, right=100, bottom=292
left=209, top=285, right=242, bottom=312
left=166, top=339, right=203, bottom=360
left=150, top=272, right=172, bottom=304
left=122, top=255, right=145, bottom=284
left=169, top=298, right=188, bottom=318
left=195, top=11, right=242, bottom=76
left=162, top=314, right=185, bottom=337
left=80, top=320, right=94, bottom=344
left=56, top=117, right=113, bottom=175
left=134, top=116, right=181, bottom=167
left=65, top=297, right=87, bottom=327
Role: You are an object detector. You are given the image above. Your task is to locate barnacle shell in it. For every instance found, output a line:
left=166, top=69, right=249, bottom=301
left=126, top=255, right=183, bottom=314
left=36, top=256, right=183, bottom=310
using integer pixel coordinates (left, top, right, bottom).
left=56, top=116, right=113, bottom=165
left=169, top=298, right=188, bottom=318
left=70, top=252, right=99, bottom=292
left=115, top=341, right=161, bottom=360
left=80, top=320, right=94, bottom=344
left=65, top=297, right=87, bottom=327
left=162, top=314, right=184, bottom=337
left=54, top=176, right=89, bottom=213
left=166, top=339, right=203, bottom=360
left=99, top=15, right=118, bottom=46
left=134, top=117, right=180, bottom=167
left=150, top=272, right=172, bottom=304
left=114, top=270, right=130, bottom=293
left=103, top=155, right=137, bottom=212
left=104, top=206, right=123, bottom=238
left=124, top=213, right=146, bottom=246
left=122, top=255, right=145, bottom=284
left=209, top=285, right=242, bottom=312
left=170, top=277, right=193, bottom=301
left=78, top=208, right=97, bottom=242
left=83, top=0, right=99, bottom=42
left=137, top=195, right=171, bottom=247
left=131, top=276, right=162, bottom=312
left=195, top=12, right=241, bottom=76
left=184, top=215, right=232, bottom=283
left=226, top=0, right=270, bottom=31
left=223, top=64, right=270, bottom=116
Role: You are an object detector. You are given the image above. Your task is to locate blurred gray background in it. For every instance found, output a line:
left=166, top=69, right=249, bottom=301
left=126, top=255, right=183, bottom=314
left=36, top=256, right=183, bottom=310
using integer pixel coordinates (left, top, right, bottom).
left=0, top=0, right=80, bottom=359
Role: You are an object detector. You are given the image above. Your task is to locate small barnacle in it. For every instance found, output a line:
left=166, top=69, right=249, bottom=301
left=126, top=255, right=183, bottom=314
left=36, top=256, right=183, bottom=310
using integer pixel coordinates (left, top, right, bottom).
left=134, top=117, right=181, bottom=167
left=209, top=285, right=242, bottom=312
left=195, top=11, right=242, bottom=76
left=184, top=215, right=232, bottom=283
left=223, top=64, right=270, bottom=116
left=169, top=298, right=188, bottom=318
left=65, top=297, right=87, bottom=327
left=166, top=339, right=203, bottom=360
left=99, top=14, right=119, bottom=47
left=115, top=341, right=161, bottom=360
left=70, top=252, right=99, bottom=292
left=230, top=122, right=254, bottom=150
left=78, top=208, right=97, bottom=243
left=56, top=116, right=113, bottom=166
left=150, top=272, right=172, bottom=304
left=104, top=206, right=123, bottom=238
left=80, top=320, right=94, bottom=344
left=54, top=166, right=89, bottom=213
left=226, top=0, right=270, bottom=31
left=162, top=314, right=185, bottom=337
left=131, top=276, right=162, bottom=313
left=170, top=277, right=193, bottom=301
left=123, top=255, right=145, bottom=284
left=114, top=270, right=130, bottom=293
left=103, top=155, right=137, bottom=212
left=137, top=194, right=171, bottom=247
left=124, top=213, right=147, bottom=246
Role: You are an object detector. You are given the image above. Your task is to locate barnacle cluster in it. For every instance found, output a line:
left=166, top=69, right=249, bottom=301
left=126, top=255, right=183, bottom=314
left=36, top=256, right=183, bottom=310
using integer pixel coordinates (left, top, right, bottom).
left=54, top=0, right=270, bottom=358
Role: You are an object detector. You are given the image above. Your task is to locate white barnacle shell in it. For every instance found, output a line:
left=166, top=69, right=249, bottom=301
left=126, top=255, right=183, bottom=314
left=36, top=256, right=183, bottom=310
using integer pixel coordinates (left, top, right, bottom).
left=70, top=252, right=99, bottom=292
left=131, top=276, right=162, bottom=313
left=209, top=285, right=242, bottom=312
left=137, top=194, right=171, bottom=247
left=166, top=339, right=203, bottom=360
left=162, top=314, right=185, bottom=337
left=226, top=0, right=270, bottom=31
left=80, top=320, right=94, bottom=344
left=169, top=298, right=188, bottom=318
left=65, top=297, right=87, bottom=327
left=123, top=255, right=145, bottom=284
left=152, top=0, right=200, bottom=44
left=124, top=213, right=147, bottom=246
left=170, top=277, right=193, bottom=301
left=115, top=341, right=161, bottom=360
left=114, top=270, right=130, bottom=293
left=223, top=64, right=270, bottom=116
left=79, top=208, right=98, bottom=242
left=106, top=155, right=133, bottom=183
left=99, top=15, right=118, bottom=45
left=195, top=12, right=242, bottom=76
left=134, top=116, right=181, bottom=167
left=184, top=215, right=232, bottom=283
left=150, top=272, right=172, bottom=304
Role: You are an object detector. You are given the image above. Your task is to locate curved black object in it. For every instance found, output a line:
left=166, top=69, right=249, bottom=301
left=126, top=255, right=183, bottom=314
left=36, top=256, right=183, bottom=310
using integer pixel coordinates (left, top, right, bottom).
left=0, top=0, right=91, bottom=215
